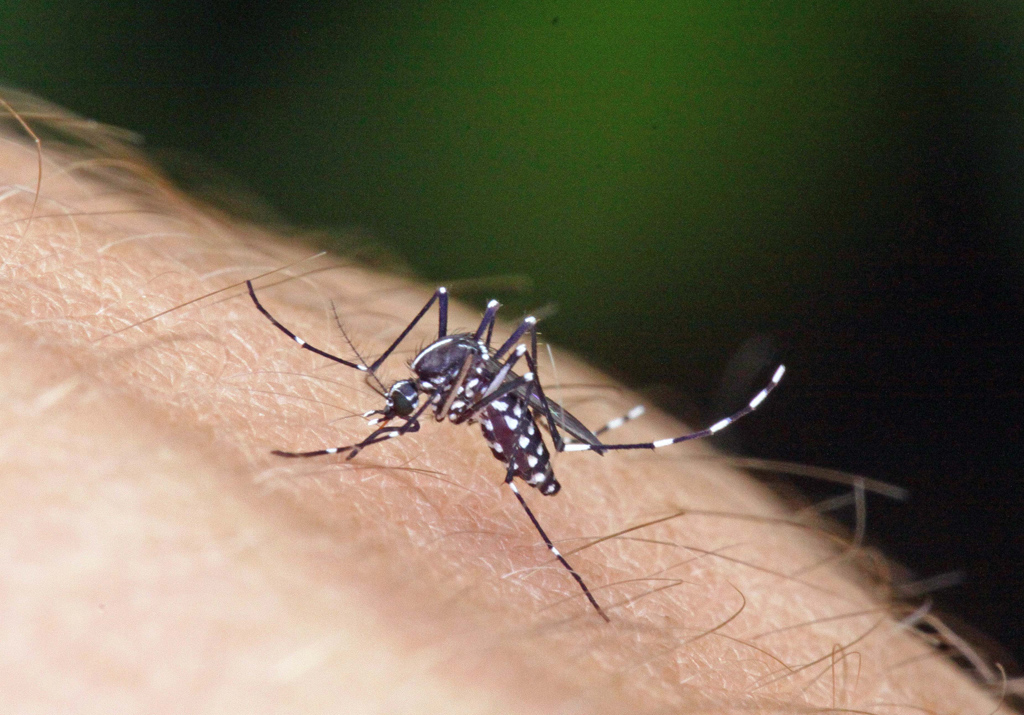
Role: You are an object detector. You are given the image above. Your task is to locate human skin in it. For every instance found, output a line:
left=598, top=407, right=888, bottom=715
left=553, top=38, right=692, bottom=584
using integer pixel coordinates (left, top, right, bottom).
left=0, top=98, right=1005, bottom=714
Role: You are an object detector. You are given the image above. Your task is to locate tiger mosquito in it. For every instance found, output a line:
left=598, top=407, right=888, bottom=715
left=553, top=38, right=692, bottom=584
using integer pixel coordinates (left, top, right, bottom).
left=248, top=281, right=785, bottom=622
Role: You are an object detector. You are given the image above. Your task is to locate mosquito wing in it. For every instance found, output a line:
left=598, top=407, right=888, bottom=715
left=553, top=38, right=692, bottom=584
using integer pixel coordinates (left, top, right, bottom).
left=528, top=392, right=605, bottom=447
left=481, top=355, right=605, bottom=447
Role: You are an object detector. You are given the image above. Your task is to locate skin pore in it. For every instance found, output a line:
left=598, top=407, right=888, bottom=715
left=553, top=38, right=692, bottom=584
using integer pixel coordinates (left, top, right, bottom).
left=0, top=97, right=1007, bottom=714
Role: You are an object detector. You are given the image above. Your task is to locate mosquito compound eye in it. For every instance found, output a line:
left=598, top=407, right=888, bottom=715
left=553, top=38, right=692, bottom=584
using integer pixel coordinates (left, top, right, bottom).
left=388, top=380, right=419, bottom=417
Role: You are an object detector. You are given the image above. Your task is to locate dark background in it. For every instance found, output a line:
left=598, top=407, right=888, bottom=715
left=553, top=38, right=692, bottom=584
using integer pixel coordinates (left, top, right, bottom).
left=2, top=1, right=1021, bottom=668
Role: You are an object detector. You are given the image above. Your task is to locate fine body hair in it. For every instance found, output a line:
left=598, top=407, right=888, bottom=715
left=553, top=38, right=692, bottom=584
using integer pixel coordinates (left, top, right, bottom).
left=0, top=90, right=1011, bottom=715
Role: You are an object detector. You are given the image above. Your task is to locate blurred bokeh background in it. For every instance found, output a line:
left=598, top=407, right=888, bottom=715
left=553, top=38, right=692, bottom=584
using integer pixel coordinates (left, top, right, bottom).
left=2, top=1, right=1022, bottom=667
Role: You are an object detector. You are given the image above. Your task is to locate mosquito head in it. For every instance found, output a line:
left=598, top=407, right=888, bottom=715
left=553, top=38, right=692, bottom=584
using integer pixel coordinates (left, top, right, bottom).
left=384, top=379, right=420, bottom=418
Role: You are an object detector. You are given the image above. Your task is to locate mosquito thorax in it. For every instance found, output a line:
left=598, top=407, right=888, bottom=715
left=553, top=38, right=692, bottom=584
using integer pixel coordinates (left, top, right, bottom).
left=409, top=335, right=481, bottom=384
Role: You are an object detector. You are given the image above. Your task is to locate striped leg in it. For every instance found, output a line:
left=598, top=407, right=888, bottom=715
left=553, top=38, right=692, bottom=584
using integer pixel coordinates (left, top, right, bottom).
left=560, top=365, right=786, bottom=453
left=503, top=373, right=609, bottom=621
left=504, top=478, right=609, bottom=622
left=482, top=344, right=527, bottom=397
left=368, top=287, right=449, bottom=372
left=521, top=348, right=573, bottom=452
left=455, top=371, right=534, bottom=425
left=247, top=280, right=449, bottom=375
left=272, top=400, right=431, bottom=459
left=436, top=352, right=476, bottom=422
left=492, top=315, right=538, bottom=362
left=560, top=405, right=645, bottom=450
left=474, top=309, right=580, bottom=451
left=453, top=344, right=531, bottom=424
left=474, top=299, right=501, bottom=343
left=593, top=405, right=646, bottom=436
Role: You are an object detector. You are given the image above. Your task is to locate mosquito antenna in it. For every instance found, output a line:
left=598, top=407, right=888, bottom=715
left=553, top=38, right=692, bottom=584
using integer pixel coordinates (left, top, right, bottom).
left=331, top=299, right=387, bottom=395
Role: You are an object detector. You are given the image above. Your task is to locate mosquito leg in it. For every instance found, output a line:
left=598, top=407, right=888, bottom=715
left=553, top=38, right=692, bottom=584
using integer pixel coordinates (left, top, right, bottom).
left=369, top=287, right=449, bottom=372
left=521, top=347, right=571, bottom=452
left=436, top=352, right=476, bottom=421
left=481, top=344, right=527, bottom=397
left=247, top=280, right=370, bottom=372
left=593, top=405, right=646, bottom=436
left=455, top=374, right=534, bottom=425
left=474, top=299, right=501, bottom=341
left=492, top=315, right=537, bottom=362
left=561, top=405, right=646, bottom=448
left=501, top=377, right=609, bottom=621
left=271, top=422, right=418, bottom=458
left=454, top=349, right=533, bottom=425
left=273, top=401, right=431, bottom=459
left=504, top=478, right=608, bottom=621
left=485, top=313, right=496, bottom=349
left=248, top=280, right=448, bottom=375
left=560, top=365, right=786, bottom=453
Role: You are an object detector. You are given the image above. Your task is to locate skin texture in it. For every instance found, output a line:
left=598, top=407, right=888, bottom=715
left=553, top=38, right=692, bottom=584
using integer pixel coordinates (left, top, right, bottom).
left=0, top=96, right=1008, bottom=714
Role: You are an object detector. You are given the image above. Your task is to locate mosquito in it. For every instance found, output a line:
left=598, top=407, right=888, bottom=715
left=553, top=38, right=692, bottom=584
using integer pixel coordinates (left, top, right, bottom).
left=247, top=280, right=785, bottom=622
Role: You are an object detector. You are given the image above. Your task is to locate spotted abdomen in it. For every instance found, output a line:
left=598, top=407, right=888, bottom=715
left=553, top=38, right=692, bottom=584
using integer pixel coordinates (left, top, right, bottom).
left=479, top=395, right=560, bottom=495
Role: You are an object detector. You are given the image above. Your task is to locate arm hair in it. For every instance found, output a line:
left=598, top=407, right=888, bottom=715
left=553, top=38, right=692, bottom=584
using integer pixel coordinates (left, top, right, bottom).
left=0, top=95, right=1005, bottom=714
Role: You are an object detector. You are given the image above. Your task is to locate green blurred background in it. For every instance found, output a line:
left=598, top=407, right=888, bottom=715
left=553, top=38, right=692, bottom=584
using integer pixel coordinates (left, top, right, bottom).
left=3, top=0, right=1022, bottom=665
